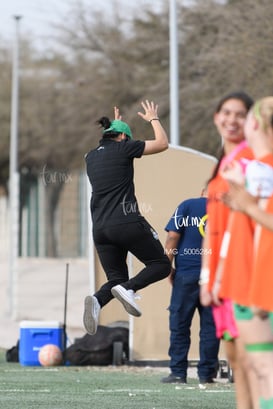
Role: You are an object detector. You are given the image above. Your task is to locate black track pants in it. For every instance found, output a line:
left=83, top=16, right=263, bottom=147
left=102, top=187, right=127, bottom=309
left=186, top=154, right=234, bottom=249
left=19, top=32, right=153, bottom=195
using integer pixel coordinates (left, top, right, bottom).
left=92, top=219, right=171, bottom=307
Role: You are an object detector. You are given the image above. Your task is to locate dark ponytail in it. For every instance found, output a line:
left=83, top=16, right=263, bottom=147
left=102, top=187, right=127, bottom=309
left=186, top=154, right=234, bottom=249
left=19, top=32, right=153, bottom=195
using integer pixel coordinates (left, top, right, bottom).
left=207, top=147, right=225, bottom=184
left=96, top=116, right=120, bottom=139
left=96, top=116, right=111, bottom=129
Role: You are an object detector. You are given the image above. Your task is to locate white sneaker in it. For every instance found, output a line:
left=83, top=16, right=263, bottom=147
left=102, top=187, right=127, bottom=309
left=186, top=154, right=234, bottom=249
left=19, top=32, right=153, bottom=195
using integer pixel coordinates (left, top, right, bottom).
left=83, top=295, right=101, bottom=335
left=111, top=285, right=141, bottom=317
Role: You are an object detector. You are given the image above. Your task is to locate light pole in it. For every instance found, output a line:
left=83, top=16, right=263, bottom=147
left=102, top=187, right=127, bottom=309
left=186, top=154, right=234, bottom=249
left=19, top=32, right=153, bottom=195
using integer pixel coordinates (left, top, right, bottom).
left=169, top=0, right=180, bottom=146
left=9, top=15, right=22, bottom=318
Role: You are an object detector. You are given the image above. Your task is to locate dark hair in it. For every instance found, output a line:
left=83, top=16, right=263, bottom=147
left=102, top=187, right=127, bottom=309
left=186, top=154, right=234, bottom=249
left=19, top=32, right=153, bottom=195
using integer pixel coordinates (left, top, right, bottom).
left=96, top=116, right=120, bottom=139
left=96, top=116, right=111, bottom=129
left=208, top=91, right=253, bottom=183
left=215, top=91, right=253, bottom=114
left=208, top=147, right=225, bottom=183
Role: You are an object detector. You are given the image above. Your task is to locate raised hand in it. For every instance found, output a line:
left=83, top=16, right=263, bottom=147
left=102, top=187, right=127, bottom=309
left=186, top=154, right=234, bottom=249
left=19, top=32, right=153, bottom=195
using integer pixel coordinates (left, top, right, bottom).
left=114, top=106, right=122, bottom=120
left=138, top=100, right=159, bottom=123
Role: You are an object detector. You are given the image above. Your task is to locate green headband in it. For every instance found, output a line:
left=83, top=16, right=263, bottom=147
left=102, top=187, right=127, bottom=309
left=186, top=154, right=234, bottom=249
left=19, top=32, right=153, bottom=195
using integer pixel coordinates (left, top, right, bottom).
left=103, top=119, right=133, bottom=139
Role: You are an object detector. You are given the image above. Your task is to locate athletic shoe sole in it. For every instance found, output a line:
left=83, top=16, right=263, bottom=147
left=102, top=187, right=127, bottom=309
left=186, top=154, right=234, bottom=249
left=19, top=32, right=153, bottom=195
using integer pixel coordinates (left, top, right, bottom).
left=111, top=286, right=142, bottom=317
left=83, top=295, right=99, bottom=335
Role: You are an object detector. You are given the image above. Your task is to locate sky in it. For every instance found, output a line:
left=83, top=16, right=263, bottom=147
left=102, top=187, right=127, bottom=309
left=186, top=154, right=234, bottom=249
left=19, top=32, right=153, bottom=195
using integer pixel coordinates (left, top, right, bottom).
left=0, top=0, right=164, bottom=49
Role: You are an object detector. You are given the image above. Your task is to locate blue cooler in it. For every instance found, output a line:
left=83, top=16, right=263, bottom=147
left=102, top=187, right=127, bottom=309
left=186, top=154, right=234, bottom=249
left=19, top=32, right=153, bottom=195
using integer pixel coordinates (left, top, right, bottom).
left=19, top=320, right=64, bottom=366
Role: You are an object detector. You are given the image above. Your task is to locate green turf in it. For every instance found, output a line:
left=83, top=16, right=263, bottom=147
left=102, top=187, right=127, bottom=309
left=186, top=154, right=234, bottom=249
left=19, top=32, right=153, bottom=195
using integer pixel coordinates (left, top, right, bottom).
left=0, top=349, right=235, bottom=409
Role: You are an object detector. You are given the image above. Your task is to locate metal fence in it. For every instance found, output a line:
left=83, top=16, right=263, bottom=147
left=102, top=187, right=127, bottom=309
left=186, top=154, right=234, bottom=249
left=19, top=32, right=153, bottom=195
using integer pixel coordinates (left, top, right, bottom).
left=1, top=168, right=90, bottom=258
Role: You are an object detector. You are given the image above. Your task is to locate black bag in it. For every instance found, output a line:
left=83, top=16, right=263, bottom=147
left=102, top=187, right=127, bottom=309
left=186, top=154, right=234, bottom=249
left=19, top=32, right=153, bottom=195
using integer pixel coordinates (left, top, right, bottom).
left=65, top=325, right=129, bottom=366
left=6, top=341, right=19, bottom=363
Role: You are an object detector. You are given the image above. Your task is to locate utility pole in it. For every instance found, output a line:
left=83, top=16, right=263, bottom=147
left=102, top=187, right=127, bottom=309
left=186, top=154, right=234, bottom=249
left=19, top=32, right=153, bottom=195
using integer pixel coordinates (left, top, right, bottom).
left=169, top=0, right=180, bottom=146
left=9, top=15, right=22, bottom=318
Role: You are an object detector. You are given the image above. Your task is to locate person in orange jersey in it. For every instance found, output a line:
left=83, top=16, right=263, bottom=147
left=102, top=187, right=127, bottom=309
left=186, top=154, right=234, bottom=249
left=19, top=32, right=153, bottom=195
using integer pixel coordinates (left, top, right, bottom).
left=222, top=175, right=273, bottom=315
left=199, top=91, right=259, bottom=409
left=219, top=97, right=273, bottom=409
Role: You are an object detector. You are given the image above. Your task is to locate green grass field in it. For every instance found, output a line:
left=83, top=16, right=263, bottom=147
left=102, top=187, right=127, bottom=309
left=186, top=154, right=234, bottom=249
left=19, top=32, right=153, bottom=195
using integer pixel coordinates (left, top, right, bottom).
left=0, top=349, right=235, bottom=409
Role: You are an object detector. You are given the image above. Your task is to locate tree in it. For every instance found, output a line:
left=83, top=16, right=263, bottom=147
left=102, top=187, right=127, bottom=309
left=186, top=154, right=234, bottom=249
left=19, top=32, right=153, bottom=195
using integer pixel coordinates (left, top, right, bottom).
left=2, top=0, right=273, bottom=184
left=177, top=0, right=273, bottom=153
